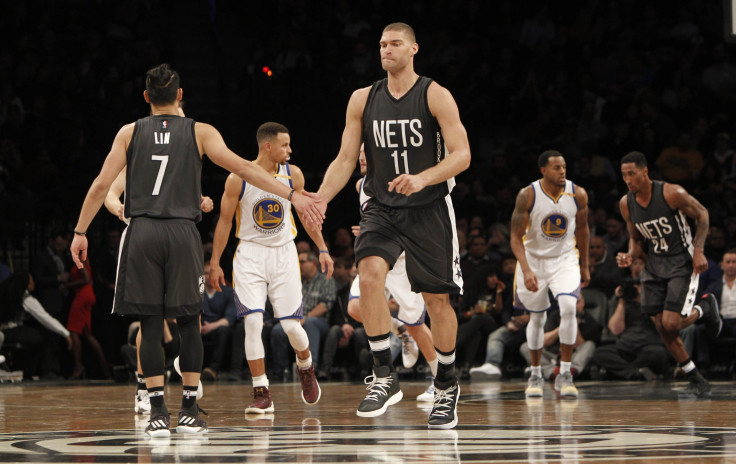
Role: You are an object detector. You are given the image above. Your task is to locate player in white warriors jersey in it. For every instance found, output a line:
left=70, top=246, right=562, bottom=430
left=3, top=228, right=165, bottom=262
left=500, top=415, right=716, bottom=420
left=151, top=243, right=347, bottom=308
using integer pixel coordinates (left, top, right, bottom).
left=510, top=150, right=590, bottom=399
left=209, top=122, right=332, bottom=414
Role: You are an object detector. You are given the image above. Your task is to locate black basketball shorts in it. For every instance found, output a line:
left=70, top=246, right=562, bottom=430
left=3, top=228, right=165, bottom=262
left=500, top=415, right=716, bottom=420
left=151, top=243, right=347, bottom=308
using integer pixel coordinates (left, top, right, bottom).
left=354, top=196, right=463, bottom=295
left=113, top=217, right=204, bottom=317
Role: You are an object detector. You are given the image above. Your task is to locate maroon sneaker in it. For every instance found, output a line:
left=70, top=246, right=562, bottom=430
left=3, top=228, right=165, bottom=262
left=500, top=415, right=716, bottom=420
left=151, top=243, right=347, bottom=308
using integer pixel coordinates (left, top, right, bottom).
left=298, top=364, right=322, bottom=405
left=245, top=386, right=274, bottom=414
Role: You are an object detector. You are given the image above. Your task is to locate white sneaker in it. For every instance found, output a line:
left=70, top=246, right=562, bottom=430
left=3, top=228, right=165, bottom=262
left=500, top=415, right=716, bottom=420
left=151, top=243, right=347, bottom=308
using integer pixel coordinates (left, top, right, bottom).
left=469, top=363, right=502, bottom=380
left=398, top=332, right=419, bottom=368
left=416, top=382, right=435, bottom=402
left=174, top=356, right=204, bottom=399
left=135, top=390, right=151, bottom=414
left=0, top=355, right=5, bottom=365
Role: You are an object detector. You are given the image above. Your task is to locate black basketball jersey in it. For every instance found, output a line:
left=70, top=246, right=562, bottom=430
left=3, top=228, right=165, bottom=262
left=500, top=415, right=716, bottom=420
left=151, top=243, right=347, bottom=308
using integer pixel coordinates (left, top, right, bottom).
left=627, top=180, right=693, bottom=277
left=125, top=115, right=202, bottom=222
left=362, top=76, right=449, bottom=208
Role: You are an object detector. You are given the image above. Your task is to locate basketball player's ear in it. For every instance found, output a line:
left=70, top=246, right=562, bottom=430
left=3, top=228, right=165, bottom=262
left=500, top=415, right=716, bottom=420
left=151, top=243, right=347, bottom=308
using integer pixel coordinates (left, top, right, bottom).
left=143, top=90, right=151, bottom=103
left=176, top=88, right=183, bottom=102
left=411, top=43, right=419, bottom=56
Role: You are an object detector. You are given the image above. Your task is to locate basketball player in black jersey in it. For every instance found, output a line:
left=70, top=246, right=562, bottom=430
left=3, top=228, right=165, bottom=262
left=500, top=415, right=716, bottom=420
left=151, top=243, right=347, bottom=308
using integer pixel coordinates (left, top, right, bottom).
left=317, top=23, right=470, bottom=429
left=70, top=64, right=323, bottom=437
left=617, top=151, right=721, bottom=398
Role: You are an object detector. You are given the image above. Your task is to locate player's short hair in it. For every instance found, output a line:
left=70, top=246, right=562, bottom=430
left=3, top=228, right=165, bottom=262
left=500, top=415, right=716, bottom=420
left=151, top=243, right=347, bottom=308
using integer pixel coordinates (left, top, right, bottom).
left=145, top=64, right=180, bottom=105
left=257, top=122, right=289, bottom=145
left=538, top=150, right=562, bottom=168
left=621, top=151, right=648, bottom=168
left=383, top=22, right=416, bottom=43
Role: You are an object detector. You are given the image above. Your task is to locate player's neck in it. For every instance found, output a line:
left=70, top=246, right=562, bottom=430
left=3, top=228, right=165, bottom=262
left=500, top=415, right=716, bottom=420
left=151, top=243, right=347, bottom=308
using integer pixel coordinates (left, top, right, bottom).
left=150, top=103, right=179, bottom=116
left=540, top=178, right=563, bottom=196
left=254, top=154, right=279, bottom=174
left=386, top=68, right=419, bottom=99
left=636, top=179, right=654, bottom=201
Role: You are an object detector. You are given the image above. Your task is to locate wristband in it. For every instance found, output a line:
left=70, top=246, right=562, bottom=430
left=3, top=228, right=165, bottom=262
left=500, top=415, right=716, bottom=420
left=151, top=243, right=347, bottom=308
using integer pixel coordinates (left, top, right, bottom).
left=74, top=230, right=86, bottom=236
left=288, top=188, right=296, bottom=201
left=319, top=250, right=330, bottom=254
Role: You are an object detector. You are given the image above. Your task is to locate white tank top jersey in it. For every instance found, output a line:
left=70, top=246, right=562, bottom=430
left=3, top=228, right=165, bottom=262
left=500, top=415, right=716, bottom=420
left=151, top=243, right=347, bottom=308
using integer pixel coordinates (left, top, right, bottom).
left=524, top=179, right=579, bottom=259
left=235, top=163, right=297, bottom=247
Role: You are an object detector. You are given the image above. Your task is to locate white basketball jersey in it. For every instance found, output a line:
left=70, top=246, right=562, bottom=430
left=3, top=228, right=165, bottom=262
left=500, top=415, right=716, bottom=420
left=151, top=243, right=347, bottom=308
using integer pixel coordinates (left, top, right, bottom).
left=235, top=163, right=297, bottom=247
left=524, top=179, right=579, bottom=259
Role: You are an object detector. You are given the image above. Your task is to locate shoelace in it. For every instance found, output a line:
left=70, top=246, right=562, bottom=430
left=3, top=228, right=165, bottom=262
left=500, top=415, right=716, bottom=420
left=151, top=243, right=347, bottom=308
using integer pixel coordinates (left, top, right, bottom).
left=431, top=386, right=457, bottom=418
left=363, top=374, right=393, bottom=401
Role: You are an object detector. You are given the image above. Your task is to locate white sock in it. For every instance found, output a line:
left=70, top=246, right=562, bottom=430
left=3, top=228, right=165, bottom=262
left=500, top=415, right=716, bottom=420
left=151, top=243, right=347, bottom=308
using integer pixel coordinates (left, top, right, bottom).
left=296, top=353, right=312, bottom=369
left=428, top=358, right=438, bottom=378
left=253, top=374, right=269, bottom=388
left=531, top=365, right=542, bottom=378
left=560, top=361, right=572, bottom=375
left=694, top=305, right=704, bottom=319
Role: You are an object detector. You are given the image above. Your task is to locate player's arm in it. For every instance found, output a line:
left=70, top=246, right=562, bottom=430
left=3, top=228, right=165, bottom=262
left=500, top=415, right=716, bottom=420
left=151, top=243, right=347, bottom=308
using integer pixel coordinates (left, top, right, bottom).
left=510, top=185, right=538, bottom=292
left=388, top=83, right=471, bottom=196
left=104, top=167, right=126, bottom=221
left=209, top=173, right=241, bottom=291
left=317, top=88, right=369, bottom=203
left=71, top=123, right=132, bottom=268
left=616, top=195, right=644, bottom=268
left=292, top=165, right=334, bottom=279
left=663, top=183, right=709, bottom=274
left=197, top=122, right=323, bottom=228
left=574, top=185, right=591, bottom=287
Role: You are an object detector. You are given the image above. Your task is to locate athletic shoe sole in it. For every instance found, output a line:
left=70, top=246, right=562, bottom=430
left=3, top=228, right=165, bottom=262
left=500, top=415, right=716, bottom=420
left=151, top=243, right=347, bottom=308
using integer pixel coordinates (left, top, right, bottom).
left=356, top=390, right=403, bottom=417
left=175, top=425, right=208, bottom=434
left=245, top=404, right=275, bottom=414
left=525, top=387, right=544, bottom=398
left=146, top=428, right=171, bottom=438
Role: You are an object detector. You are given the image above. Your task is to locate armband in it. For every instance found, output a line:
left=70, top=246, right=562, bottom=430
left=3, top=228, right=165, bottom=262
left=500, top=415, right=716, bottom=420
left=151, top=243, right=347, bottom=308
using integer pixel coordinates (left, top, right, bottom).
left=74, top=230, right=86, bottom=237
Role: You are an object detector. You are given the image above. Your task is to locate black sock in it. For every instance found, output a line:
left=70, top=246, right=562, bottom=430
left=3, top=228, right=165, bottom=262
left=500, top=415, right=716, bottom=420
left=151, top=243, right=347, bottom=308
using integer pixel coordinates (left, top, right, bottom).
left=136, top=373, right=147, bottom=392
left=182, top=385, right=198, bottom=411
left=367, top=333, right=393, bottom=370
left=435, top=347, right=457, bottom=386
left=148, top=386, right=167, bottom=415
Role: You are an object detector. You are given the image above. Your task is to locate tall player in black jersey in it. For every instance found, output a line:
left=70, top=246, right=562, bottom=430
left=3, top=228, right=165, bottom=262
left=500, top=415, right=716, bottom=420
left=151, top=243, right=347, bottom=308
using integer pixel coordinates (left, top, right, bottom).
left=317, top=23, right=470, bottom=429
left=70, top=64, right=323, bottom=438
left=617, top=151, right=722, bottom=398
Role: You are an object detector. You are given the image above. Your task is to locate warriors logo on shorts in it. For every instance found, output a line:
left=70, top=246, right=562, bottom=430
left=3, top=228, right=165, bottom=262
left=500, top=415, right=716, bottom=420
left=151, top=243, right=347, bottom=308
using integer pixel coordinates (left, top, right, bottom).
left=541, top=214, right=568, bottom=239
left=252, top=197, right=286, bottom=234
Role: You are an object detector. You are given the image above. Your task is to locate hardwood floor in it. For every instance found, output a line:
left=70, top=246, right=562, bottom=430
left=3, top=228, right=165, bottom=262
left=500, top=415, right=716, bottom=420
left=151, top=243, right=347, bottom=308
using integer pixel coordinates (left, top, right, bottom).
left=1, top=379, right=735, bottom=462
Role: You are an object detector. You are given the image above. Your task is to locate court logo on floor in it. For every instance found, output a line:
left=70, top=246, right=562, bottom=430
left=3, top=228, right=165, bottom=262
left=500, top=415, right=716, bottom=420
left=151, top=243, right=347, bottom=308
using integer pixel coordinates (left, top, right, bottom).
left=0, top=424, right=734, bottom=462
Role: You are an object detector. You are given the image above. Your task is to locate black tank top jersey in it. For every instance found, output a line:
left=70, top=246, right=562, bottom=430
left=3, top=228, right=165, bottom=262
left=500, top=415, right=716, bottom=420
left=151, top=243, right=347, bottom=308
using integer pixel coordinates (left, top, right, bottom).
left=362, top=76, right=449, bottom=208
left=627, top=180, right=693, bottom=277
left=125, top=115, right=202, bottom=222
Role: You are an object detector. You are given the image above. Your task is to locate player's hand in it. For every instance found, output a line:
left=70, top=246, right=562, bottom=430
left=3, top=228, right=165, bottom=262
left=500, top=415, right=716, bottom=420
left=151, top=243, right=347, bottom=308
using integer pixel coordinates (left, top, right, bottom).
left=292, top=191, right=325, bottom=229
left=209, top=262, right=226, bottom=292
left=388, top=174, right=427, bottom=196
left=200, top=196, right=214, bottom=213
left=522, top=268, right=538, bottom=292
left=319, top=252, right=334, bottom=279
left=693, top=248, right=708, bottom=275
left=351, top=225, right=361, bottom=237
left=116, top=205, right=125, bottom=222
left=580, top=267, right=591, bottom=288
left=616, top=252, right=632, bottom=268
left=70, top=235, right=88, bottom=269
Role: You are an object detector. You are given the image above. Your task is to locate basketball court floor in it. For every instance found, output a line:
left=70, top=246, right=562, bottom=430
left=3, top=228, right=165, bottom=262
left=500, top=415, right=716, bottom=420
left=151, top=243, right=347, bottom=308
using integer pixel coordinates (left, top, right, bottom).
left=1, top=379, right=735, bottom=463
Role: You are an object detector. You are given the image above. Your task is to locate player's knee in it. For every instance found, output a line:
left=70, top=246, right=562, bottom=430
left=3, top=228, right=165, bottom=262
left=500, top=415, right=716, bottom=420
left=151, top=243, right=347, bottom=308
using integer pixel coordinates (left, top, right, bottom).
left=244, top=312, right=264, bottom=340
left=423, top=293, right=450, bottom=314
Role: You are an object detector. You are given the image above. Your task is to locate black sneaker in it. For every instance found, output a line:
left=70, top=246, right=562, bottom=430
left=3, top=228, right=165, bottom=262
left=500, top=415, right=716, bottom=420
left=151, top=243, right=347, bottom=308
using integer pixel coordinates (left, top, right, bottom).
left=356, top=365, right=402, bottom=417
left=146, top=414, right=171, bottom=438
left=698, top=293, right=723, bottom=339
left=680, top=371, right=711, bottom=399
left=176, top=406, right=208, bottom=434
left=428, top=380, right=460, bottom=429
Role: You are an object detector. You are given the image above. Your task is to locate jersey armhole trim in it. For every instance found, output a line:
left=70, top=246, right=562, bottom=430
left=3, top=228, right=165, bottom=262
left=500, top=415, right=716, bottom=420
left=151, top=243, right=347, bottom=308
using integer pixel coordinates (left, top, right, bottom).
left=238, top=180, right=246, bottom=201
left=529, top=183, right=536, bottom=213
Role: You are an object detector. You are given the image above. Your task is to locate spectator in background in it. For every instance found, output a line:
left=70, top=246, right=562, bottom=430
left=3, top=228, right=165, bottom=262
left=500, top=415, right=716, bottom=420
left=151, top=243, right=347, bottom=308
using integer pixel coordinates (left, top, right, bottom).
left=331, top=227, right=354, bottom=260
left=589, top=236, right=624, bottom=297
left=656, top=133, right=703, bottom=189
left=468, top=302, right=529, bottom=380
left=592, top=281, right=669, bottom=380
left=32, top=231, right=71, bottom=322
left=0, top=270, right=72, bottom=379
left=200, top=262, right=237, bottom=382
left=460, top=235, right=491, bottom=295
left=694, top=249, right=736, bottom=374
left=603, top=217, right=628, bottom=256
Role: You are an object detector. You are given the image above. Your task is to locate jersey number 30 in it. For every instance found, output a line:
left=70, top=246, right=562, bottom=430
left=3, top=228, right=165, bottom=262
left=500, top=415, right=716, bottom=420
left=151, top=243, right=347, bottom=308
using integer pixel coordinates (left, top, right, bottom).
left=391, top=149, right=409, bottom=174
left=151, top=155, right=169, bottom=195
